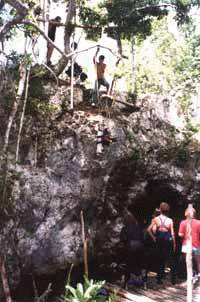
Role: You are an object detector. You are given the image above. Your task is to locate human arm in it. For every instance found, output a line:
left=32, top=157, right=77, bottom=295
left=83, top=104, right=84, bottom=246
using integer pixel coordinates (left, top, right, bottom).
left=178, top=221, right=185, bottom=239
left=147, top=218, right=157, bottom=242
left=170, top=220, right=176, bottom=251
left=93, top=46, right=100, bottom=64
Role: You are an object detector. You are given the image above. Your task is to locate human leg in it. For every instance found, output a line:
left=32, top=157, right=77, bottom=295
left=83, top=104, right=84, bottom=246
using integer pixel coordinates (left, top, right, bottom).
left=193, top=248, right=200, bottom=278
left=47, top=42, right=54, bottom=63
left=157, top=239, right=171, bottom=284
left=101, top=78, right=110, bottom=94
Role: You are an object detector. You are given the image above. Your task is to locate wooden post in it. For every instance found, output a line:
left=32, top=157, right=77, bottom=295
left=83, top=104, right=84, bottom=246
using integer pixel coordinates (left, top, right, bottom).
left=80, top=210, right=88, bottom=277
left=186, top=203, right=193, bottom=302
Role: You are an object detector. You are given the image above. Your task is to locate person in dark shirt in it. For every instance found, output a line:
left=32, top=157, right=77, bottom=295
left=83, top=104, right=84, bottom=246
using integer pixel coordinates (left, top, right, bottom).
left=47, top=16, right=61, bottom=64
left=121, top=210, right=144, bottom=288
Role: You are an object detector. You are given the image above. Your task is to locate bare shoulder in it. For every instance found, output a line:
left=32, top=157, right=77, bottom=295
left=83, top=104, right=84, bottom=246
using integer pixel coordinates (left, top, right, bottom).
left=167, top=217, right=173, bottom=224
left=153, top=216, right=160, bottom=224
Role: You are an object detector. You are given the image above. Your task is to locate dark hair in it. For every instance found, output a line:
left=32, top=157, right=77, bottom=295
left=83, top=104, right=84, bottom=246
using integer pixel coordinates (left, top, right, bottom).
left=159, top=202, right=170, bottom=215
left=80, top=72, right=88, bottom=81
left=71, top=42, right=78, bottom=50
left=55, top=16, right=61, bottom=22
left=99, top=55, right=105, bottom=61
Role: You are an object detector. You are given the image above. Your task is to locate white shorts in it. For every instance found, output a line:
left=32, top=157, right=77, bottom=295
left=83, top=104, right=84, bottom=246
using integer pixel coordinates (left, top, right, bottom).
left=182, top=245, right=200, bottom=255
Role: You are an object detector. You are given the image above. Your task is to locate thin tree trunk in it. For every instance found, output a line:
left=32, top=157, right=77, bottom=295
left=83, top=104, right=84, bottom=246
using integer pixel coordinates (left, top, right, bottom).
left=2, top=35, right=27, bottom=210
left=80, top=210, right=88, bottom=277
left=54, top=0, right=76, bottom=75
left=0, top=256, right=12, bottom=302
left=15, top=67, right=30, bottom=164
left=3, top=36, right=27, bottom=154
left=131, top=36, right=135, bottom=92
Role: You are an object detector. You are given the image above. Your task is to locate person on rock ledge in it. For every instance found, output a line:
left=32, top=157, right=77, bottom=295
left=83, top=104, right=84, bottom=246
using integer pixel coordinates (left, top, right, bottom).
left=46, top=16, right=62, bottom=65
left=93, top=47, right=110, bottom=95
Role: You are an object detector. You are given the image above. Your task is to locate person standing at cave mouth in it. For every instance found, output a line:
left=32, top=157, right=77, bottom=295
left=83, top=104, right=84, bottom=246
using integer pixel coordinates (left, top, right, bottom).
left=120, top=210, right=144, bottom=288
left=178, top=206, right=200, bottom=286
left=148, top=202, right=176, bottom=284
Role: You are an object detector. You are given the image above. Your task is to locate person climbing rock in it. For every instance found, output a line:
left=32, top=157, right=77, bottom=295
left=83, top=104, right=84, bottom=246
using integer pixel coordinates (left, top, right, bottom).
left=102, top=128, right=114, bottom=146
left=96, top=124, right=104, bottom=156
left=93, top=47, right=110, bottom=95
left=96, top=125, right=115, bottom=156
left=47, top=16, right=61, bottom=65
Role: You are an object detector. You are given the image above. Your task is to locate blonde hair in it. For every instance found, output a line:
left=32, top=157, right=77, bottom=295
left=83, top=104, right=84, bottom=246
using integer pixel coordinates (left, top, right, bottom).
left=185, top=207, right=196, bottom=219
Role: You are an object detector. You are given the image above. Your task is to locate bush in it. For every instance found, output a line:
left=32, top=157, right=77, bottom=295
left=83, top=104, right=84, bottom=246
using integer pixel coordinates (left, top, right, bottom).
left=63, top=276, right=115, bottom=302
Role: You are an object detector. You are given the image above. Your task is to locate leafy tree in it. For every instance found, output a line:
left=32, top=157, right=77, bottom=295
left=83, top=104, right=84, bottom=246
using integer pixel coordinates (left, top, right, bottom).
left=134, top=14, right=200, bottom=112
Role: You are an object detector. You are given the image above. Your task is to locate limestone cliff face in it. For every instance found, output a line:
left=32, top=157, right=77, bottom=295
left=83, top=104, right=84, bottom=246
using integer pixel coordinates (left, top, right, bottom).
left=0, top=80, right=200, bottom=291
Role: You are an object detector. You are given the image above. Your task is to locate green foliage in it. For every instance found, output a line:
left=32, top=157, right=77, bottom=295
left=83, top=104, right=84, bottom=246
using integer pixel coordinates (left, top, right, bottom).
left=77, top=0, right=196, bottom=42
left=101, top=0, right=166, bottom=40
left=133, top=14, right=200, bottom=112
left=27, top=98, right=59, bottom=117
left=64, top=277, right=111, bottom=302
left=5, top=52, right=32, bottom=84
left=79, top=6, right=105, bottom=41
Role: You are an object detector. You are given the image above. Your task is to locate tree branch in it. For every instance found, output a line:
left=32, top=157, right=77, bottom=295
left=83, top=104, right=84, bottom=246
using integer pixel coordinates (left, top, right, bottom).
left=127, top=3, right=179, bottom=18
left=0, top=0, right=28, bottom=41
left=22, top=20, right=72, bottom=61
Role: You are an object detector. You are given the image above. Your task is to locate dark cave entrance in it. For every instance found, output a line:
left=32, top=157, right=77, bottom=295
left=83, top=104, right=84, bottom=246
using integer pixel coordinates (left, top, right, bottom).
left=128, top=179, right=187, bottom=229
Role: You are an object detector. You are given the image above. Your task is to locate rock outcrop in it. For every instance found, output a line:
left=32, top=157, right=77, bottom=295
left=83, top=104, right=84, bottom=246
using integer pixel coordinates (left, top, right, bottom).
left=0, top=77, right=200, bottom=293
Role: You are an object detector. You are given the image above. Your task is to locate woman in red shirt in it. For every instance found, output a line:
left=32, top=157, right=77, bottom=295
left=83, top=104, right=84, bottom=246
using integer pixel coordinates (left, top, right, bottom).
left=178, top=207, right=200, bottom=282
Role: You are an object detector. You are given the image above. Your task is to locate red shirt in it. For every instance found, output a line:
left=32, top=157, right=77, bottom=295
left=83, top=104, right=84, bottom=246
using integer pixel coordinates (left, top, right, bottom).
left=179, top=219, right=200, bottom=248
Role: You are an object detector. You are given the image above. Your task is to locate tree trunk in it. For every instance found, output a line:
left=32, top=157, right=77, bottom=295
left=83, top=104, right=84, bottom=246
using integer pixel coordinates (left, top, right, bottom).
left=3, top=37, right=27, bottom=154
left=2, top=36, right=27, bottom=210
left=131, top=36, right=135, bottom=92
left=0, top=0, right=28, bottom=40
left=81, top=211, right=88, bottom=278
left=15, top=67, right=30, bottom=164
left=54, top=0, right=76, bottom=76
left=0, top=256, right=12, bottom=302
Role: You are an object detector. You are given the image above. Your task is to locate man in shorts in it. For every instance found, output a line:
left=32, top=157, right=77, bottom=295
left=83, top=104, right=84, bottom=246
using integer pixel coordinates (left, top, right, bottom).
left=93, top=47, right=110, bottom=94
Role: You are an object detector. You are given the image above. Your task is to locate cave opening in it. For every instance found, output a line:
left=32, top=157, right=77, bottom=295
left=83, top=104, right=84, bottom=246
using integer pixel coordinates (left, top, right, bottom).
left=128, top=179, right=187, bottom=229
